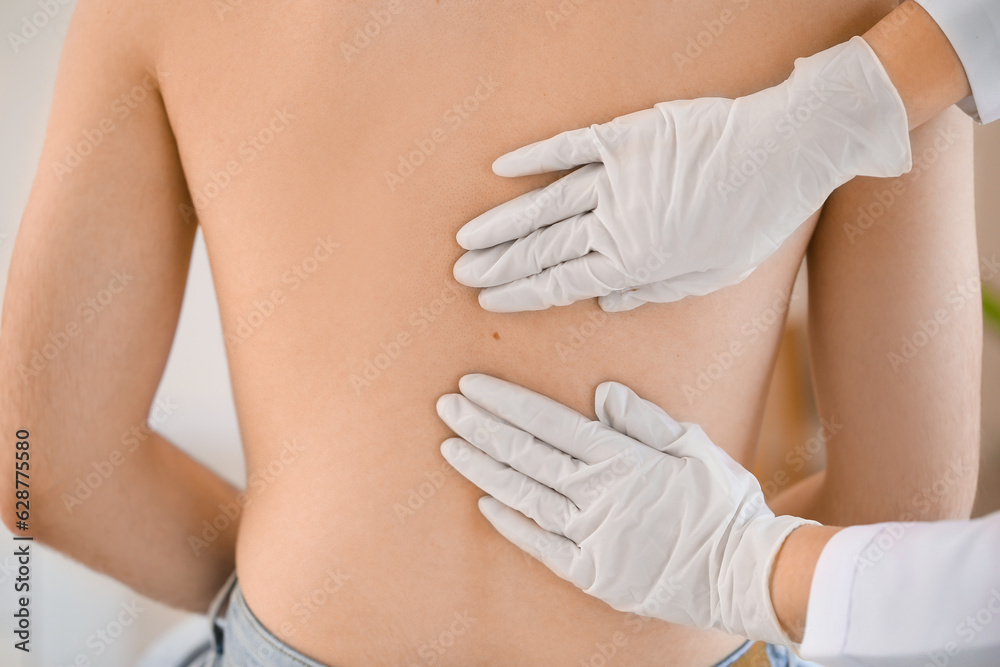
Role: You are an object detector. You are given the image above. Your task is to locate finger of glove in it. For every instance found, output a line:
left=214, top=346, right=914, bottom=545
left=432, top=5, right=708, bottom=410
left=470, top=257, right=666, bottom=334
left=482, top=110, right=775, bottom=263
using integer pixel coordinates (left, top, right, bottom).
left=477, top=252, right=630, bottom=312
left=477, top=496, right=590, bottom=587
left=598, top=287, right=665, bottom=313
left=454, top=212, right=607, bottom=288
left=456, top=164, right=601, bottom=250
left=441, top=438, right=574, bottom=534
left=492, top=127, right=602, bottom=177
left=437, top=393, right=586, bottom=492
left=593, top=382, right=685, bottom=453
left=598, top=266, right=758, bottom=312
left=458, top=374, right=628, bottom=464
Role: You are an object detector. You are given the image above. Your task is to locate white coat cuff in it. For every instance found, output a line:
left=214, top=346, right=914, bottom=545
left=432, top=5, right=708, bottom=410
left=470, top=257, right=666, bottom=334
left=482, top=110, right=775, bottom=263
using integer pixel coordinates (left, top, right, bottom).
left=798, top=524, right=886, bottom=665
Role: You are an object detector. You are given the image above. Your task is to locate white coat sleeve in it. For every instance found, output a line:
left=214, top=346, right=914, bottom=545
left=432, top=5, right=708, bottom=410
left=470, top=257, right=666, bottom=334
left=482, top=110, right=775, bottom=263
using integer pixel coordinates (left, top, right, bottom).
left=915, top=0, right=1000, bottom=124
left=799, top=511, right=1000, bottom=666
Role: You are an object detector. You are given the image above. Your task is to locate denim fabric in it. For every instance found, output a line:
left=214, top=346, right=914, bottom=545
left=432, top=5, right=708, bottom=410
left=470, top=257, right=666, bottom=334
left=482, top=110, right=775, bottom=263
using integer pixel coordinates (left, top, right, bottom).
left=197, top=575, right=822, bottom=667
left=716, top=639, right=826, bottom=667
left=194, top=574, right=329, bottom=667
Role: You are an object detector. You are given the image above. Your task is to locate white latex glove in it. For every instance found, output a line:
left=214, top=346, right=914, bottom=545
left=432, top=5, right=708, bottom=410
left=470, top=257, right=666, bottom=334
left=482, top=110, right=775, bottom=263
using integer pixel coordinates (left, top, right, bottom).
left=454, top=36, right=911, bottom=312
left=436, top=374, right=817, bottom=644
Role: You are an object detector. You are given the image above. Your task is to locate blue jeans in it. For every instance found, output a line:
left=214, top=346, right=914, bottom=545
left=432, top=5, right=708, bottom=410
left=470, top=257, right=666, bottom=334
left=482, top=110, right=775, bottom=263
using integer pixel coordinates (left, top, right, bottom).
left=193, top=574, right=821, bottom=667
left=714, top=639, right=824, bottom=667
left=195, top=573, right=328, bottom=667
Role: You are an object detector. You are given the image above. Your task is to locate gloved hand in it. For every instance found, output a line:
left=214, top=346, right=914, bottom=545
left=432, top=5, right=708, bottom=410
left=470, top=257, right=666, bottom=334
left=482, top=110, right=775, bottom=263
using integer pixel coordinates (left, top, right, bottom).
left=436, top=374, right=817, bottom=644
left=454, top=36, right=911, bottom=312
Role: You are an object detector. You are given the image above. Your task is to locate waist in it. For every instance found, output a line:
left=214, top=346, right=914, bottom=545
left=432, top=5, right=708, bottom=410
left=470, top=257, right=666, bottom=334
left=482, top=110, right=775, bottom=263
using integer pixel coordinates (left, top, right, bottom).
left=233, top=476, right=743, bottom=667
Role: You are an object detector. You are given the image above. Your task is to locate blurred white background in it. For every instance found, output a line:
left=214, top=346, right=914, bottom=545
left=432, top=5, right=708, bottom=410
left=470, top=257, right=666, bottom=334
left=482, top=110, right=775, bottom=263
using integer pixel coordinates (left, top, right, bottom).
left=1, top=1, right=998, bottom=665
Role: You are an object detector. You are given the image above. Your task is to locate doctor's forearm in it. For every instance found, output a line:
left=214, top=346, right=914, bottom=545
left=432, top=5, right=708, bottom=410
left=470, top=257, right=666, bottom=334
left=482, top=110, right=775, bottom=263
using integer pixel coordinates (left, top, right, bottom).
left=862, top=1, right=972, bottom=129
left=768, top=524, right=841, bottom=643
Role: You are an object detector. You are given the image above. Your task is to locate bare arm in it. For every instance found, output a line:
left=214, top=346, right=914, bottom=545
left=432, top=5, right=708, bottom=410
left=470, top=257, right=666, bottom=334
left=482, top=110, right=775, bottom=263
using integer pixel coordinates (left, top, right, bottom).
left=769, top=106, right=980, bottom=527
left=768, top=525, right=840, bottom=643
left=863, top=1, right=972, bottom=130
left=0, top=0, right=238, bottom=611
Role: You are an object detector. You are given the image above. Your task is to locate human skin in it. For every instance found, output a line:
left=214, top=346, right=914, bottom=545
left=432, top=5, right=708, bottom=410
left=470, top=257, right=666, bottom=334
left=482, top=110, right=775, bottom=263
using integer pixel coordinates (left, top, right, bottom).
left=866, top=1, right=973, bottom=130
left=0, top=0, right=979, bottom=665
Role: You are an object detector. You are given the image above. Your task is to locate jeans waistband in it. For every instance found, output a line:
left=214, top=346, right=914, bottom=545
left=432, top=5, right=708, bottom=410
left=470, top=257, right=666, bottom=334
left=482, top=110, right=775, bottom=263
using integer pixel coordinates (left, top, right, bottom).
left=207, top=574, right=331, bottom=667
left=207, top=570, right=237, bottom=657
left=205, top=574, right=815, bottom=667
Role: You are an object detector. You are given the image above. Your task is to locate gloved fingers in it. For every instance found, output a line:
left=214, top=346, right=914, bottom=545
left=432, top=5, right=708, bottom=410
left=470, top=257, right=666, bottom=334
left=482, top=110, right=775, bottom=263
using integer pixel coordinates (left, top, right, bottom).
left=441, top=438, right=575, bottom=535
left=598, top=279, right=690, bottom=312
left=476, top=252, right=630, bottom=312
left=477, top=496, right=589, bottom=587
left=437, top=393, right=586, bottom=492
left=491, top=126, right=602, bottom=177
left=593, top=382, right=685, bottom=452
left=595, top=382, right=712, bottom=460
left=454, top=212, right=608, bottom=288
left=598, top=267, right=756, bottom=312
left=456, top=164, right=601, bottom=250
left=457, top=374, right=628, bottom=464
left=598, top=287, right=660, bottom=313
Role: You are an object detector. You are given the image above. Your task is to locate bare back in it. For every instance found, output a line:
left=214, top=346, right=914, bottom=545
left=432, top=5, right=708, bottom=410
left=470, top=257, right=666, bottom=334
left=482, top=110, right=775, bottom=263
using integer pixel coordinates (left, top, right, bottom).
left=141, top=1, right=912, bottom=665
